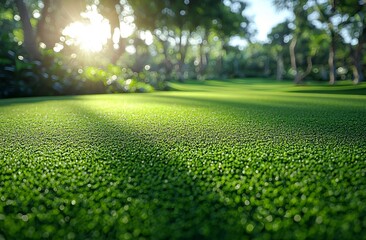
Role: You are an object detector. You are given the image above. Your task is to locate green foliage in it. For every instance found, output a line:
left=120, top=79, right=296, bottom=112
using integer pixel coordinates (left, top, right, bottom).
left=0, top=45, right=160, bottom=97
left=82, top=65, right=162, bottom=93
left=0, top=79, right=366, bottom=239
left=2, top=0, right=366, bottom=96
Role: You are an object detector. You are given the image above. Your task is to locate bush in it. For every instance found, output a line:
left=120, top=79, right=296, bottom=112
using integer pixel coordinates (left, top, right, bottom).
left=0, top=49, right=166, bottom=98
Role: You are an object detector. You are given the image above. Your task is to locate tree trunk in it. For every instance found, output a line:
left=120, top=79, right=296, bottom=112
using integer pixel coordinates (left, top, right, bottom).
left=314, top=0, right=337, bottom=84
left=198, top=31, right=208, bottom=77
left=328, top=30, right=336, bottom=85
left=352, top=59, right=364, bottom=84
left=14, top=0, right=41, bottom=60
left=198, top=42, right=205, bottom=74
left=302, top=56, right=313, bottom=80
left=290, top=36, right=312, bottom=84
left=276, top=52, right=284, bottom=81
left=352, top=65, right=360, bottom=84
left=352, top=25, right=365, bottom=84
left=264, top=56, right=270, bottom=77
left=36, top=0, right=51, bottom=47
left=155, top=35, right=173, bottom=77
left=177, top=30, right=184, bottom=81
left=177, top=30, right=191, bottom=81
left=217, top=53, right=224, bottom=78
left=352, top=44, right=364, bottom=84
left=101, top=0, right=124, bottom=64
left=289, top=37, right=300, bottom=83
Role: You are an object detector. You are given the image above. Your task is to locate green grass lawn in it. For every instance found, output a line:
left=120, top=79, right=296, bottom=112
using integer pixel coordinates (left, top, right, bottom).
left=1, top=79, right=366, bottom=239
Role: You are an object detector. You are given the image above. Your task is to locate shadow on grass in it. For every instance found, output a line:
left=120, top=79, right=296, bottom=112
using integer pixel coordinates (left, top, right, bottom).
left=37, top=101, right=249, bottom=239
left=0, top=95, right=78, bottom=107
left=148, top=93, right=366, bottom=143
left=288, top=84, right=366, bottom=95
left=2, top=92, right=366, bottom=239
left=65, top=92, right=366, bottom=239
left=169, top=79, right=284, bottom=91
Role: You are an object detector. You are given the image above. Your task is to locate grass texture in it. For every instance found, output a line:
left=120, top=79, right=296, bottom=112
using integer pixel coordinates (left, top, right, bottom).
left=0, top=79, right=366, bottom=239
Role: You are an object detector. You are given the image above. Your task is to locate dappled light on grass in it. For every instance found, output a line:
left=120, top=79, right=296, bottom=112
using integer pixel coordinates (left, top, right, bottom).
left=0, top=80, right=366, bottom=239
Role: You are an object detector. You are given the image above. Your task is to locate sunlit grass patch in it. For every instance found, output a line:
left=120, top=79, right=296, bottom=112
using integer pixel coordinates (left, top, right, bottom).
left=0, top=79, right=366, bottom=239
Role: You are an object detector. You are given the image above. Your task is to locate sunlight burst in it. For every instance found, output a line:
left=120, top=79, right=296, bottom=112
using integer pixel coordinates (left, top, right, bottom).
left=61, top=5, right=137, bottom=53
left=63, top=22, right=110, bottom=52
left=62, top=8, right=111, bottom=52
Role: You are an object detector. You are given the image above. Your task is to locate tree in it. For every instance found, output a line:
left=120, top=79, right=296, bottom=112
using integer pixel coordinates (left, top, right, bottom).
left=313, top=0, right=339, bottom=84
left=98, top=0, right=127, bottom=64
left=35, top=0, right=87, bottom=49
left=128, top=0, right=250, bottom=80
left=274, top=0, right=347, bottom=84
left=14, top=0, right=41, bottom=60
left=338, top=0, right=366, bottom=83
left=267, top=20, right=291, bottom=80
left=274, top=0, right=317, bottom=84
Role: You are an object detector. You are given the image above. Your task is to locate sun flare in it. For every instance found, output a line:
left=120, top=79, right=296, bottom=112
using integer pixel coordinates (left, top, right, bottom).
left=63, top=22, right=110, bottom=52
left=61, top=4, right=138, bottom=53
left=63, top=21, right=111, bottom=52
left=62, top=9, right=111, bottom=52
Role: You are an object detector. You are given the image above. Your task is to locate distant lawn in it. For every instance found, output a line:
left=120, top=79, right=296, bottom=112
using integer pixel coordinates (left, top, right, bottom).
left=1, top=79, right=366, bottom=239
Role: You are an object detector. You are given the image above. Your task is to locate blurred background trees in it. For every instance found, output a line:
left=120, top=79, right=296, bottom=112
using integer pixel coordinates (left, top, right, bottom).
left=0, top=0, right=365, bottom=98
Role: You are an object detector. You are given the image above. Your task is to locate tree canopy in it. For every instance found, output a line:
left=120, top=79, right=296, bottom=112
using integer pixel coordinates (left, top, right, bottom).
left=0, top=0, right=365, bottom=97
